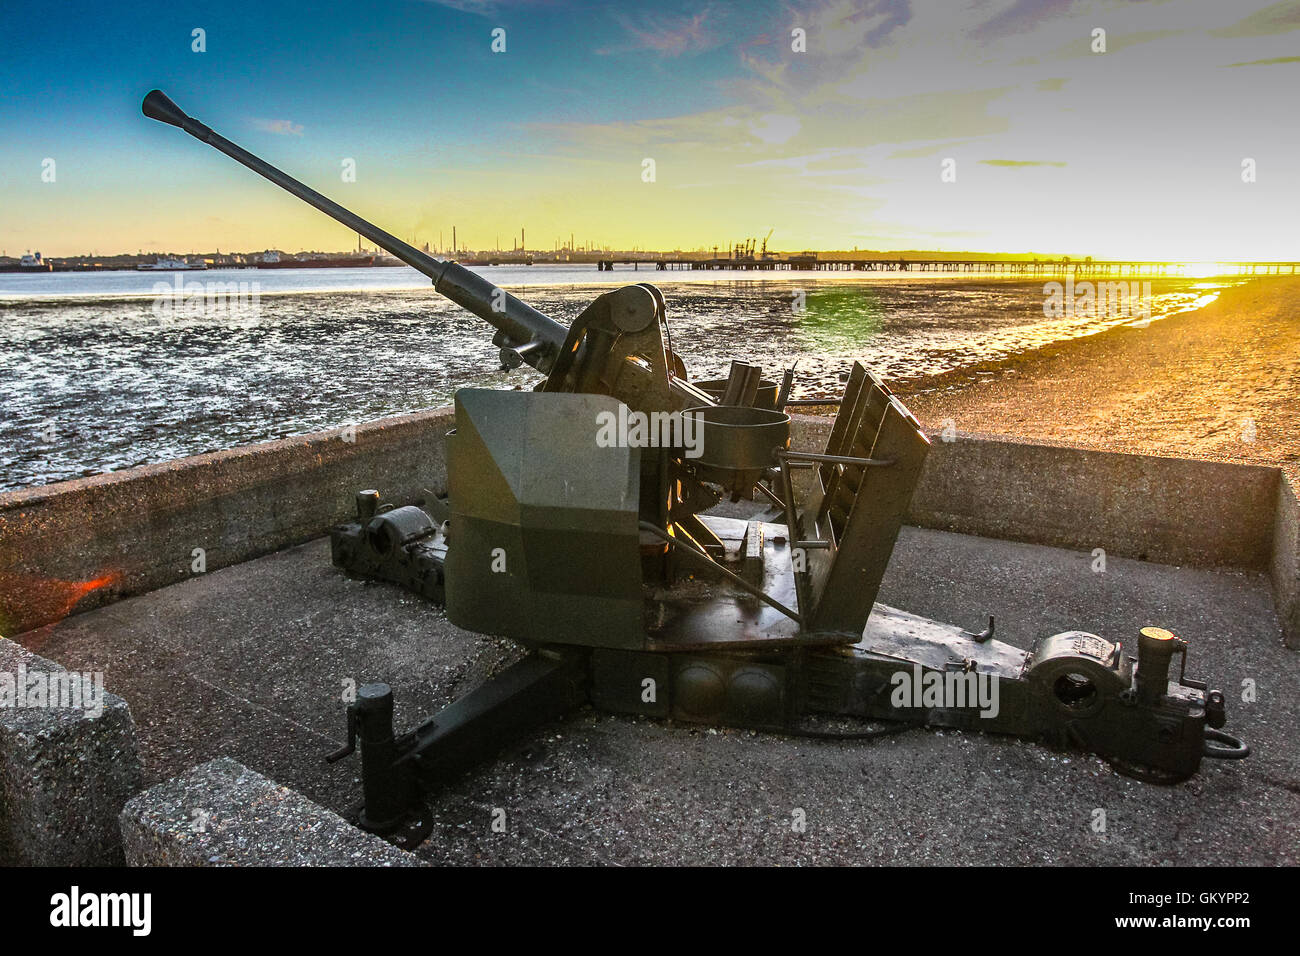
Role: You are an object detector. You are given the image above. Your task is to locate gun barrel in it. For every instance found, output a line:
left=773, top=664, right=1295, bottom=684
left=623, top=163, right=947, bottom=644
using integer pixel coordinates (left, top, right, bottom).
left=141, top=90, right=565, bottom=371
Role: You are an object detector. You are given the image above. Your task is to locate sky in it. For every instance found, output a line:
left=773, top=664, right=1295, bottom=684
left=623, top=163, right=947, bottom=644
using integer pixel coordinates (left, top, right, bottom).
left=1, top=0, right=1298, bottom=259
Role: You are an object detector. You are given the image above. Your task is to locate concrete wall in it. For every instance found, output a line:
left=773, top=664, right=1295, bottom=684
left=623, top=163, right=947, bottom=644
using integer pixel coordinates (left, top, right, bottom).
left=1273, top=467, right=1300, bottom=649
left=1, top=406, right=1295, bottom=646
left=0, top=408, right=455, bottom=636
left=910, top=431, right=1279, bottom=571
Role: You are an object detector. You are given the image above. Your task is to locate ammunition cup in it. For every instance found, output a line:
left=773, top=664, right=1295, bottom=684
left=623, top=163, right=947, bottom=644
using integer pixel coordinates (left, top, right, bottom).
left=1135, top=626, right=1179, bottom=703
left=356, top=489, right=379, bottom=522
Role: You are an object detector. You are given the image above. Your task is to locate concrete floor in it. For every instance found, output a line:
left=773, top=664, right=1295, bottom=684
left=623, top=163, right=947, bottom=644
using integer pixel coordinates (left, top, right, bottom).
left=21, top=526, right=1298, bottom=865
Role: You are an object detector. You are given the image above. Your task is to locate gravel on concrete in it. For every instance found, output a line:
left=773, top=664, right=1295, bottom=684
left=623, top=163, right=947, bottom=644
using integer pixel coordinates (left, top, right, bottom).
left=20, top=524, right=1297, bottom=866
left=119, top=756, right=419, bottom=866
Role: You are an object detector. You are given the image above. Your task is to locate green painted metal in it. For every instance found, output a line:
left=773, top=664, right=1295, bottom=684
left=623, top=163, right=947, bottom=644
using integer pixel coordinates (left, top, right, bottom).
left=142, top=91, right=1249, bottom=846
left=444, top=390, right=644, bottom=649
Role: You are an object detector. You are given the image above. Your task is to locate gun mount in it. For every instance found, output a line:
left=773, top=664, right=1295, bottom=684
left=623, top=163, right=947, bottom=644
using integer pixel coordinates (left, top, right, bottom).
left=144, top=91, right=1248, bottom=848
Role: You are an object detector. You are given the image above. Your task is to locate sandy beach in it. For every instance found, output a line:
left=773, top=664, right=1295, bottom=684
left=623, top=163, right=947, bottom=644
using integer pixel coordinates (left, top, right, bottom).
left=895, top=276, right=1300, bottom=472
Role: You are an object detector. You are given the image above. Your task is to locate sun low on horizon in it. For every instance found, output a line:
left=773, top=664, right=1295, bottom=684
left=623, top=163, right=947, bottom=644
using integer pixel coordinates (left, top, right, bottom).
left=2, top=0, right=1298, bottom=262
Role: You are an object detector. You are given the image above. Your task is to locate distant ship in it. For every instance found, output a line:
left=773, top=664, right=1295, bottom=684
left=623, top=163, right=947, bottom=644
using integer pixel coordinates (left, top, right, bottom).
left=0, top=251, right=54, bottom=273
left=136, top=257, right=207, bottom=271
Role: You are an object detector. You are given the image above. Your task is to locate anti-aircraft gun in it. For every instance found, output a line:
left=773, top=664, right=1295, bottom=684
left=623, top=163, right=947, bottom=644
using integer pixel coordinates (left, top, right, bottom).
left=143, top=90, right=1249, bottom=847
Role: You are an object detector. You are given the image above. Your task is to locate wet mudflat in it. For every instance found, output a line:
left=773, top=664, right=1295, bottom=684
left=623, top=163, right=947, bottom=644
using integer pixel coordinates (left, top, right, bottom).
left=0, top=271, right=1225, bottom=490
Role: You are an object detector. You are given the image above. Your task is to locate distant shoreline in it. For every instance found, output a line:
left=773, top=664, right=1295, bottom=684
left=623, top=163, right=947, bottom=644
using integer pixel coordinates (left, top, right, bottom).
left=896, top=276, right=1300, bottom=469
left=6, top=254, right=1297, bottom=277
left=0, top=266, right=1232, bottom=303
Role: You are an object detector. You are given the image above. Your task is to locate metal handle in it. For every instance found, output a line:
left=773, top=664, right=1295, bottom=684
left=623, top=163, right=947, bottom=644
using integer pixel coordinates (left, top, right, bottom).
left=325, top=704, right=357, bottom=763
left=1202, top=727, right=1250, bottom=760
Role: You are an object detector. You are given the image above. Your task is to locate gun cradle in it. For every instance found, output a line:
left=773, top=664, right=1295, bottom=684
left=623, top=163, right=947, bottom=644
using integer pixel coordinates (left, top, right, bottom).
left=328, top=378, right=1245, bottom=846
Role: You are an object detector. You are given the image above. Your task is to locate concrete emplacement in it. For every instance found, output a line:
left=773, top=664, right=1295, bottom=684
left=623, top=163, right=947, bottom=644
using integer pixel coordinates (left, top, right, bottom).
left=0, top=407, right=1297, bottom=865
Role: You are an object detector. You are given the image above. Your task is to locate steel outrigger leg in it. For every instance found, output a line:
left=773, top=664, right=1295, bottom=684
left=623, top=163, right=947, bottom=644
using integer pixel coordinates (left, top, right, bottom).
left=327, top=649, right=589, bottom=849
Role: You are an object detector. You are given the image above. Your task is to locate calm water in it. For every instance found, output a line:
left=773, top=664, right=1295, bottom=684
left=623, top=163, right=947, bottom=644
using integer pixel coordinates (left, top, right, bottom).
left=0, top=265, right=1232, bottom=491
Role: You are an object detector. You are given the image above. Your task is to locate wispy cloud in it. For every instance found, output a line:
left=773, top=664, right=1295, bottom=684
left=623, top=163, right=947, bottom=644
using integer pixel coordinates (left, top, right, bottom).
left=888, top=141, right=968, bottom=159
left=1224, top=54, right=1300, bottom=66
left=415, top=0, right=499, bottom=14
left=415, top=0, right=561, bottom=15
left=602, top=9, right=719, bottom=57
left=980, top=159, right=1067, bottom=167
left=252, top=119, right=304, bottom=136
left=971, top=0, right=1076, bottom=43
left=1212, top=1, right=1300, bottom=37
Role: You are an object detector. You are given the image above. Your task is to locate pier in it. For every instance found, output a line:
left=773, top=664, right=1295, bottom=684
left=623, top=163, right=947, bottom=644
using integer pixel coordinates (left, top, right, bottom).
left=13, top=255, right=1299, bottom=277
left=597, top=257, right=1300, bottom=277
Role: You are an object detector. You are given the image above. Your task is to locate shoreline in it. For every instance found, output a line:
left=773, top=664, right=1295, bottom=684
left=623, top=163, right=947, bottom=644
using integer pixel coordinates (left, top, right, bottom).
left=894, top=276, right=1300, bottom=468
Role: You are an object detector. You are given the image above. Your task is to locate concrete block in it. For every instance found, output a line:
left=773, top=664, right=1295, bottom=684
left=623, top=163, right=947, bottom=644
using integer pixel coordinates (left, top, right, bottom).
left=119, top=757, right=420, bottom=866
left=1273, top=467, right=1300, bottom=649
left=0, top=637, right=141, bottom=865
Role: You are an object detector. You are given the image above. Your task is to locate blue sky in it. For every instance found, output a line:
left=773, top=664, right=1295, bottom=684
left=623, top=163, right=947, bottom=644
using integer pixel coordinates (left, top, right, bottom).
left=3, top=0, right=1299, bottom=258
